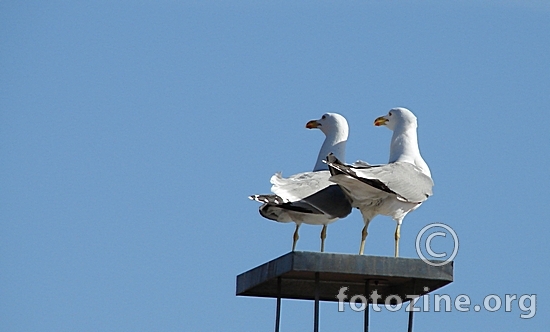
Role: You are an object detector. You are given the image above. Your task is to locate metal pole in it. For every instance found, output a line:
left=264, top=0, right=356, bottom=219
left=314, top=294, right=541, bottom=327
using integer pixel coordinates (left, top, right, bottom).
left=275, top=277, right=281, bottom=332
left=314, top=272, right=320, bottom=332
left=364, top=280, right=370, bottom=332
left=407, top=309, right=414, bottom=332
left=407, top=279, right=416, bottom=332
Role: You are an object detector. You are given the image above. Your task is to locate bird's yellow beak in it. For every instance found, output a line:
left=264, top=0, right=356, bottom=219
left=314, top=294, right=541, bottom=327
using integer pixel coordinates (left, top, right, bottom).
left=374, top=116, right=388, bottom=126
left=306, top=120, right=320, bottom=129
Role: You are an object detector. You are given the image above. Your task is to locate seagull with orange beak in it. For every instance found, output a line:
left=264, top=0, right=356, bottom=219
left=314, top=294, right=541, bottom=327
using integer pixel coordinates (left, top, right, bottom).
left=250, top=113, right=352, bottom=252
left=326, top=107, right=433, bottom=257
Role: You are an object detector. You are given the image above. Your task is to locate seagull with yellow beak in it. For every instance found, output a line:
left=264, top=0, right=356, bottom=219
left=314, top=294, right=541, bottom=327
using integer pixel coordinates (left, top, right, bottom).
left=250, top=113, right=352, bottom=252
left=326, top=108, right=433, bottom=257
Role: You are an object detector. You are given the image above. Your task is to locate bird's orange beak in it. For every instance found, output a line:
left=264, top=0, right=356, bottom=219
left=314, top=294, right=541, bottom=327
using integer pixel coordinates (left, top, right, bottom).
left=374, top=116, right=388, bottom=126
left=306, top=120, right=320, bottom=129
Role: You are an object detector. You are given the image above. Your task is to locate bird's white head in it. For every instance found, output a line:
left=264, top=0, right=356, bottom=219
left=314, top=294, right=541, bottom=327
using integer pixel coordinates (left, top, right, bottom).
left=306, top=112, right=349, bottom=137
left=307, top=112, right=349, bottom=171
left=374, top=107, right=417, bottom=131
left=374, top=107, right=431, bottom=177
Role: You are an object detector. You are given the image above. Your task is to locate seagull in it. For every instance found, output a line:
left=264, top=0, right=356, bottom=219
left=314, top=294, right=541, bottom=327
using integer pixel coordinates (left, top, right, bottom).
left=249, top=113, right=352, bottom=252
left=325, top=108, right=433, bottom=257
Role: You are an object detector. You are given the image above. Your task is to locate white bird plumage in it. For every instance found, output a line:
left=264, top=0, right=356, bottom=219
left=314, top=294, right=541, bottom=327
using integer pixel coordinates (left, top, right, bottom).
left=326, top=107, right=433, bottom=257
left=249, top=113, right=352, bottom=252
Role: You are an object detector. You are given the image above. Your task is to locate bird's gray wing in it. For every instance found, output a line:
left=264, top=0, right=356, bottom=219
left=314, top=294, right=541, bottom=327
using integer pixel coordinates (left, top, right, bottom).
left=300, top=184, right=352, bottom=218
left=326, top=153, right=433, bottom=203
left=348, top=162, right=433, bottom=203
left=250, top=173, right=352, bottom=220
left=270, top=171, right=333, bottom=202
left=254, top=170, right=352, bottom=219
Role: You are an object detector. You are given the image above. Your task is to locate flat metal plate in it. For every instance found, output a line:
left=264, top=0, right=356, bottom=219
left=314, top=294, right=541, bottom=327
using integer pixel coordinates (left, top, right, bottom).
left=236, top=251, right=453, bottom=303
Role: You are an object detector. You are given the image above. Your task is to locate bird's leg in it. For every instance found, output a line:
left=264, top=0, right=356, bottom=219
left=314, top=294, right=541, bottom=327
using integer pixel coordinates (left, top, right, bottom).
left=292, top=223, right=301, bottom=251
left=359, top=219, right=371, bottom=255
left=320, top=225, right=327, bottom=252
left=394, top=223, right=401, bottom=258
left=359, top=225, right=367, bottom=255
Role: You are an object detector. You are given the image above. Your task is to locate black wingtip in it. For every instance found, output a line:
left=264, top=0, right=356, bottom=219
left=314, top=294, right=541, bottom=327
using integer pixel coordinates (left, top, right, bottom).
left=325, top=153, right=344, bottom=176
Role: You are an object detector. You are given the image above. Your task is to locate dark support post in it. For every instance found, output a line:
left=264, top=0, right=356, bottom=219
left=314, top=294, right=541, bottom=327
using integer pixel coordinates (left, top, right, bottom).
left=314, top=272, right=320, bottom=332
left=408, top=278, right=417, bottom=332
left=275, top=277, right=281, bottom=332
left=364, top=280, right=369, bottom=332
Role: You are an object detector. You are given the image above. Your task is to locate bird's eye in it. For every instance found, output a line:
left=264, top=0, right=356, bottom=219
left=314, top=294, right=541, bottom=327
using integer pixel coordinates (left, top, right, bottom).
left=389, top=112, right=392, bottom=116
left=322, top=115, right=326, bottom=119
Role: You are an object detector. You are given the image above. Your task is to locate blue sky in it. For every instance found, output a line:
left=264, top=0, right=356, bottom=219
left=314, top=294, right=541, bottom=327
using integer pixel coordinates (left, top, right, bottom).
left=1, top=1, right=549, bottom=331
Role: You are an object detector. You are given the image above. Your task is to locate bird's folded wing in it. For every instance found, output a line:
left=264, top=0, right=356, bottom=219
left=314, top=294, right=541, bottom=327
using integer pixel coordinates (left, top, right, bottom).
left=346, top=162, right=433, bottom=203
left=327, top=160, right=433, bottom=203
left=268, top=170, right=352, bottom=219
left=270, top=171, right=333, bottom=202
left=298, top=184, right=352, bottom=218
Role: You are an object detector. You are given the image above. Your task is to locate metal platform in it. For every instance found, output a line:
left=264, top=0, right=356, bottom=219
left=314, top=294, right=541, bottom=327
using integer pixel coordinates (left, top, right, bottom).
left=237, top=251, right=453, bottom=303
left=236, top=251, right=454, bottom=332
